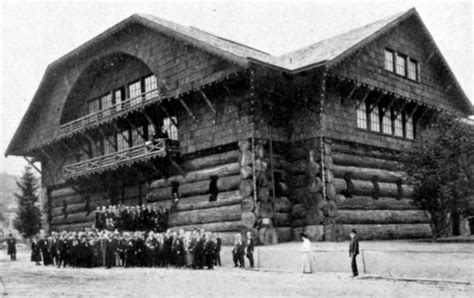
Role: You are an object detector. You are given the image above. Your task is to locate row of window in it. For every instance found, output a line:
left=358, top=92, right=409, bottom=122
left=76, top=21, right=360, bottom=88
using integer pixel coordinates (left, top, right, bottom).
left=87, top=75, right=159, bottom=115
left=384, top=49, right=419, bottom=82
left=72, top=118, right=178, bottom=162
left=356, top=102, right=414, bottom=139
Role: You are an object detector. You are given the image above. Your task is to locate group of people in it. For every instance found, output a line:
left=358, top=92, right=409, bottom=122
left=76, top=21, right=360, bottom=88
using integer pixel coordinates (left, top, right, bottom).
left=30, top=228, right=224, bottom=269
left=94, top=204, right=169, bottom=232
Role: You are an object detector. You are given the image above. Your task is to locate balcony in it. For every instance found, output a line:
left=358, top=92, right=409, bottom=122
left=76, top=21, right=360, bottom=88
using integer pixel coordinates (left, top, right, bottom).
left=63, top=139, right=178, bottom=180
left=59, top=89, right=161, bottom=137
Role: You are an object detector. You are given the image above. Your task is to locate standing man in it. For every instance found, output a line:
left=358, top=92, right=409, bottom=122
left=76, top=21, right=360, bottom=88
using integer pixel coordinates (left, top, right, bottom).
left=349, top=229, right=359, bottom=277
left=6, top=233, right=17, bottom=261
left=105, top=233, right=116, bottom=269
left=245, top=231, right=255, bottom=268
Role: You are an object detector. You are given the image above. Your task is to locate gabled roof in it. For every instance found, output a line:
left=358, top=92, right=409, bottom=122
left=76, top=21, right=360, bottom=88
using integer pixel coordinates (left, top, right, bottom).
left=5, top=7, right=472, bottom=157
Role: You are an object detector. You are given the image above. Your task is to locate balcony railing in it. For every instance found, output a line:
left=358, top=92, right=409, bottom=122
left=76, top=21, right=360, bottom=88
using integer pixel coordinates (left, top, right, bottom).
left=59, top=89, right=161, bottom=137
left=63, top=139, right=178, bottom=179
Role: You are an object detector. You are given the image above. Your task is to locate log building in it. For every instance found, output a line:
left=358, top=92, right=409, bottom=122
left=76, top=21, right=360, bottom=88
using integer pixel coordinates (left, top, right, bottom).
left=6, top=8, right=473, bottom=243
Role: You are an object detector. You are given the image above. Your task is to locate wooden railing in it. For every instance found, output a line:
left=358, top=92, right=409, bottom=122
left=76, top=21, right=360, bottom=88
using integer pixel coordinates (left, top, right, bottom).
left=59, top=88, right=161, bottom=137
left=63, top=139, right=178, bottom=179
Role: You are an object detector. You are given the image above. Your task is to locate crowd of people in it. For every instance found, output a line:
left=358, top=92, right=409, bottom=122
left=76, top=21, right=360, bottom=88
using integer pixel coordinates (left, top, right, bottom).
left=28, top=229, right=256, bottom=270
left=94, top=204, right=169, bottom=232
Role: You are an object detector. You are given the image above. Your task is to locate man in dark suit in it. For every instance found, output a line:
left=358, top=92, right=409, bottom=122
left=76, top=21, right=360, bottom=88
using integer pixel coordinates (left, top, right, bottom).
left=349, top=229, right=360, bottom=277
left=105, top=233, right=116, bottom=269
left=245, top=231, right=255, bottom=268
left=203, top=233, right=215, bottom=269
left=213, top=233, right=222, bottom=266
left=6, top=233, right=17, bottom=261
left=57, top=232, right=69, bottom=267
left=232, top=233, right=245, bottom=268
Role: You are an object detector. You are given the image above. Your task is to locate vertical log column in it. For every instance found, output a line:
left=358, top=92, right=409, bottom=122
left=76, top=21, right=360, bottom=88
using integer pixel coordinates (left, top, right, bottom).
left=255, top=140, right=278, bottom=245
left=239, top=139, right=256, bottom=229
left=322, top=139, right=340, bottom=240
left=303, top=139, right=325, bottom=240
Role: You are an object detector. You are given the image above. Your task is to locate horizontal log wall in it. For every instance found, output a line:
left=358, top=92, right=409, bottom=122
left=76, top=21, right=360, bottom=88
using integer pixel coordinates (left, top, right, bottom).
left=49, top=147, right=247, bottom=234
left=329, top=139, right=431, bottom=240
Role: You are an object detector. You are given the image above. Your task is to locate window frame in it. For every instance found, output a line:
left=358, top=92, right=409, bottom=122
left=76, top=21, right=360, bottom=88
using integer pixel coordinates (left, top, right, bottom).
left=395, top=53, right=407, bottom=77
left=407, top=58, right=419, bottom=81
left=384, top=48, right=395, bottom=72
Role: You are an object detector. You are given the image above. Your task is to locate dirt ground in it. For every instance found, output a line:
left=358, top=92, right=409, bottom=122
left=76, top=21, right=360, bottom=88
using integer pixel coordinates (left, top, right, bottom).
left=0, top=248, right=472, bottom=297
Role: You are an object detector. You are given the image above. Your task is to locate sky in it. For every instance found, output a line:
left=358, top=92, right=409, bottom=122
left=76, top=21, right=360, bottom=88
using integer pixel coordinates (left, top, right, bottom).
left=1, top=0, right=473, bottom=176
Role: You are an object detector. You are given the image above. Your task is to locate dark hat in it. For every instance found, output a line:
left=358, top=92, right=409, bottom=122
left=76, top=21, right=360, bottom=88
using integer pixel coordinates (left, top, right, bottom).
left=351, top=229, right=357, bottom=234
left=300, top=232, right=308, bottom=238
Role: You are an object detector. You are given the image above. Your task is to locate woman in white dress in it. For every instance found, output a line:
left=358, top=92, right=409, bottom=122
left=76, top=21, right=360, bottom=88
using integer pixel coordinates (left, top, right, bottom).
left=301, top=233, right=313, bottom=274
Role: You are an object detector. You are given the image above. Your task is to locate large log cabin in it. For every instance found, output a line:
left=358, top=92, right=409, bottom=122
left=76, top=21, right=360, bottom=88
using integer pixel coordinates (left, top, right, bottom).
left=6, top=8, right=473, bottom=243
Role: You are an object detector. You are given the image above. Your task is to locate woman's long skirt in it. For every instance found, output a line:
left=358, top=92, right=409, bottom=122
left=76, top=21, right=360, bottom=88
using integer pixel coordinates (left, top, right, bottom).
left=302, top=252, right=313, bottom=274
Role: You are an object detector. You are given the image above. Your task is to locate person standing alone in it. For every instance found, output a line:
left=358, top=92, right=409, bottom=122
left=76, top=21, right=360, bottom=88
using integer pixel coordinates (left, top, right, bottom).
left=301, top=233, right=312, bottom=274
left=6, top=233, right=17, bottom=261
left=349, top=229, right=359, bottom=277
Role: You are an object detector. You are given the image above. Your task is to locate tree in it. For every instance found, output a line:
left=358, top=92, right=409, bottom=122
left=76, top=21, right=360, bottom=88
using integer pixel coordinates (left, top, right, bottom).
left=14, top=166, right=42, bottom=238
left=402, top=114, right=474, bottom=239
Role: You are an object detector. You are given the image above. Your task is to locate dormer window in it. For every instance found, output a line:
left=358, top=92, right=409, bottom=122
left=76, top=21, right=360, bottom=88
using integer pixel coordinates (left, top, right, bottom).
left=395, top=53, right=406, bottom=76
left=384, top=49, right=395, bottom=72
left=384, top=48, right=419, bottom=82
left=407, top=58, right=419, bottom=81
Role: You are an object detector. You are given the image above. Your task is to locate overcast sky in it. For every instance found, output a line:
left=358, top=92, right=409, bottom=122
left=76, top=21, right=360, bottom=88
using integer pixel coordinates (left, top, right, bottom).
left=1, top=0, right=473, bottom=176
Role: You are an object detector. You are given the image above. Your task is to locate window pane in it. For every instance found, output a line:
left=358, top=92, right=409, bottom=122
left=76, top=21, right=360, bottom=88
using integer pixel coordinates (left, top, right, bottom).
left=100, top=93, right=113, bottom=116
left=370, top=106, right=380, bottom=132
left=384, top=49, right=394, bottom=72
left=408, top=59, right=418, bottom=81
left=406, top=115, right=414, bottom=139
left=92, top=139, right=103, bottom=157
left=382, top=109, right=392, bottom=134
left=104, top=136, right=116, bottom=154
left=129, top=81, right=142, bottom=106
left=144, top=75, right=158, bottom=100
left=117, top=131, right=129, bottom=151
left=131, top=126, right=145, bottom=147
left=164, top=117, right=178, bottom=141
left=396, top=54, right=406, bottom=76
left=147, top=123, right=156, bottom=140
left=115, top=89, right=123, bottom=111
left=394, top=112, right=403, bottom=137
left=88, top=99, right=100, bottom=114
left=356, top=102, right=367, bottom=129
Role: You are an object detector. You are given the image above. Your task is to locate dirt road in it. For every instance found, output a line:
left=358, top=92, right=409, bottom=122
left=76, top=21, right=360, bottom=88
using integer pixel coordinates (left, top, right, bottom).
left=0, top=249, right=472, bottom=297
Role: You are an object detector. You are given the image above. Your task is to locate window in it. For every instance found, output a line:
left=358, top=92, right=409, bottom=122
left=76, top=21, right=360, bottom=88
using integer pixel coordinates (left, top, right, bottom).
left=103, top=136, right=116, bottom=155
left=114, top=88, right=124, bottom=111
left=92, top=139, right=103, bottom=157
left=369, top=106, right=380, bottom=132
left=100, top=93, right=113, bottom=116
left=385, top=48, right=420, bottom=81
left=408, top=59, right=418, bottom=81
left=88, top=98, right=100, bottom=114
left=384, top=49, right=394, bottom=72
left=147, top=123, right=156, bottom=140
left=131, top=126, right=145, bottom=147
left=396, top=53, right=406, bottom=76
left=394, top=112, right=403, bottom=137
left=406, top=114, right=414, bottom=139
left=382, top=108, right=392, bottom=135
left=144, top=75, right=158, bottom=100
left=356, top=102, right=368, bottom=129
left=117, top=131, right=130, bottom=151
left=129, top=80, right=142, bottom=106
left=163, top=117, right=178, bottom=141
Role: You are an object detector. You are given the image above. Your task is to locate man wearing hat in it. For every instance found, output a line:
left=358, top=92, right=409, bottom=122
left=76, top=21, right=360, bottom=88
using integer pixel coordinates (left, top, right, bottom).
left=349, top=229, right=360, bottom=277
